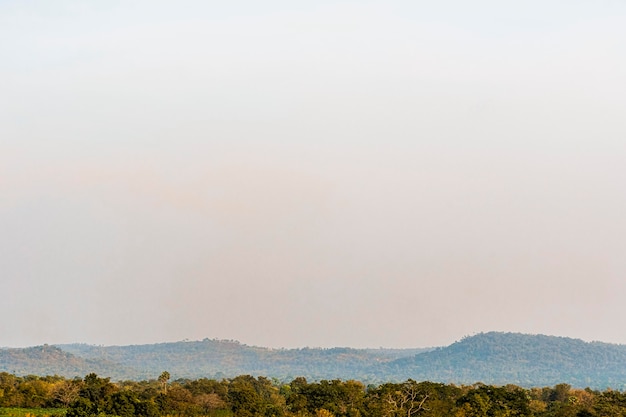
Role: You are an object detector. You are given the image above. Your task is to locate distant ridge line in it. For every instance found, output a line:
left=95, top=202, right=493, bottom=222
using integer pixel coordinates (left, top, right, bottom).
left=2, top=332, right=626, bottom=389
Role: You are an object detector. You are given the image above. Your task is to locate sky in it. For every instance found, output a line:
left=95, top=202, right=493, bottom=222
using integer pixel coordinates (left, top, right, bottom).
left=1, top=0, right=626, bottom=349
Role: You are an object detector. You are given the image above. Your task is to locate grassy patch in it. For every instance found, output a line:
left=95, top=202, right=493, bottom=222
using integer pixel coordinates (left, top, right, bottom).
left=0, top=408, right=66, bottom=417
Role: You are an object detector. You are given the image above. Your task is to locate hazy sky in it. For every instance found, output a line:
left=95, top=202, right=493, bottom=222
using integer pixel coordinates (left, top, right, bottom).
left=2, top=0, right=626, bottom=349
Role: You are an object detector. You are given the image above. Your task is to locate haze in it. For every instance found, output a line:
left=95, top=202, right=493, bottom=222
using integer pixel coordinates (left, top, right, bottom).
left=1, top=0, right=626, bottom=349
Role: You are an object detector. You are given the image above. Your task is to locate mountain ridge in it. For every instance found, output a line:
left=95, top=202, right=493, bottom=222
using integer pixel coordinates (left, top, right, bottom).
left=2, top=332, right=626, bottom=389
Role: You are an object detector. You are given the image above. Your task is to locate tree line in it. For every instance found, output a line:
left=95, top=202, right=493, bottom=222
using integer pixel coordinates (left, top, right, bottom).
left=2, top=371, right=626, bottom=417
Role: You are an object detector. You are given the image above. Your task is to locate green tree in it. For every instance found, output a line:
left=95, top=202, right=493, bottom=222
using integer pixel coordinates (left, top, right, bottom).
left=229, top=375, right=263, bottom=417
left=158, top=372, right=171, bottom=394
left=80, top=373, right=117, bottom=414
left=66, top=397, right=96, bottom=417
left=107, top=390, right=140, bottom=417
left=455, top=385, right=531, bottom=417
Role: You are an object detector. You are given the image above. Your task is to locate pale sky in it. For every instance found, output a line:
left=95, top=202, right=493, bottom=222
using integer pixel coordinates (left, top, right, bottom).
left=1, top=0, right=626, bottom=349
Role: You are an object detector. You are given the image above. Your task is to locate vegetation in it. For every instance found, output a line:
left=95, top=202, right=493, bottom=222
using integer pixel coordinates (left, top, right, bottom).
left=4, top=333, right=626, bottom=389
left=387, top=332, right=626, bottom=389
left=1, top=341, right=431, bottom=383
left=0, top=408, right=66, bottom=417
left=3, top=372, right=626, bottom=417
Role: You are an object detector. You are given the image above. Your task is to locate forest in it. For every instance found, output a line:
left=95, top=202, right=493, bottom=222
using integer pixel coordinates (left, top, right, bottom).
left=2, top=372, right=626, bottom=417
left=5, top=333, right=626, bottom=389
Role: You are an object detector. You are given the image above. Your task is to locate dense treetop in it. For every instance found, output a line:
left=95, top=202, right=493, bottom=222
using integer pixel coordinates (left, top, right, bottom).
left=2, top=372, right=626, bottom=417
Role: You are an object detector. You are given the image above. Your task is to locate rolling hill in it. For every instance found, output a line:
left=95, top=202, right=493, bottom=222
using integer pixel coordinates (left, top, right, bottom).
left=0, top=344, right=130, bottom=378
left=385, top=332, right=626, bottom=389
left=2, top=332, right=626, bottom=389
left=56, top=339, right=428, bottom=381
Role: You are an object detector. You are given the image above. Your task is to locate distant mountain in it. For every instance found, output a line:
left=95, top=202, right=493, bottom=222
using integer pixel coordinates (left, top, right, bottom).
left=0, top=345, right=131, bottom=378
left=2, top=333, right=626, bottom=389
left=58, top=339, right=431, bottom=381
left=386, top=332, right=626, bottom=389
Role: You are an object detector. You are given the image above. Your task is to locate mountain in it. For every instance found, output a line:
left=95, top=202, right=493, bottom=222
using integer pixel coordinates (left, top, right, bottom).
left=57, top=339, right=426, bottom=381
left=386, top=332, right=626, bottom=389
left=2, top=339, right=429, bottom=382
left=2, top=333, right=626, bottom=389
left=0, top=345, right=131, bottom=378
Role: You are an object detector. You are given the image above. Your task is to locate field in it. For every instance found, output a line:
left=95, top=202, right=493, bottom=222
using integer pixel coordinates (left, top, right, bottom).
left=0, top=409, right=66, bottom=417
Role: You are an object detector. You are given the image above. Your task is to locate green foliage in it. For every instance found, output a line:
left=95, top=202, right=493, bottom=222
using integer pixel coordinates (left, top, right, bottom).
left=7, top=372, right=626, bottom=417
left=0, top=408, right=65, bottom=417
left=158, top=373, right=171, bottom=395
left=5, top=334, right=626, bottom=389
left=2, top=341, right=430, bottom=384
left=227, top=375, right=285, bottom=417
left=388, top=332, right=626, bottom=389
left=456, top=385, right=531, bottom=417
left=65, top=398, right=94, bottom=417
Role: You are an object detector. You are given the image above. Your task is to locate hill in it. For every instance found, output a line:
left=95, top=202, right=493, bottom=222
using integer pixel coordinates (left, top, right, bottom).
left=0, top=345, right=131, bottom=378
left=2, top=339, right=429, bottom=381
left=3, top=333, right=626, bottom=388
left=386, top=332, right=626, bottom=389
left=59, top=339, right=431, bottom=381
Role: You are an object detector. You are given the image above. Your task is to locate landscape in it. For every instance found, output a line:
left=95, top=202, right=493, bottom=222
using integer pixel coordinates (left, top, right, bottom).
left=3, top=1, right=626, bottom=417
left=3, top=332, right=626, bottom=390
left=3, top=332, right=626, bottom=417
